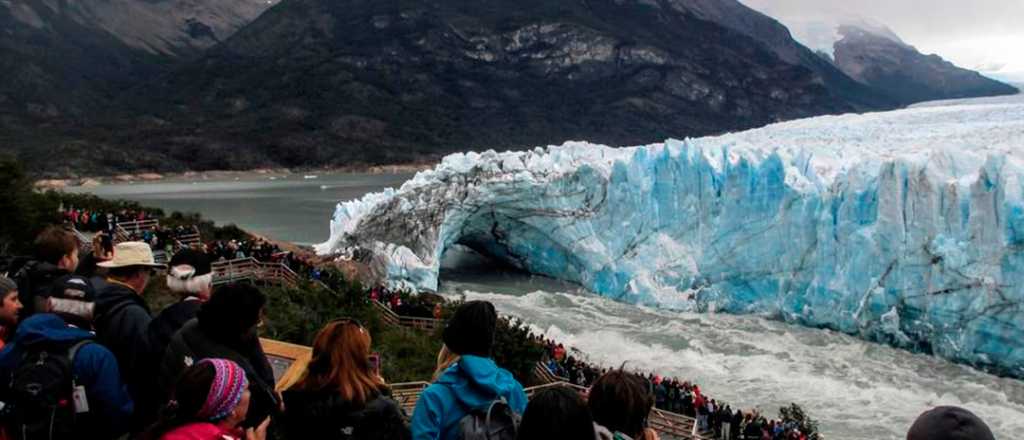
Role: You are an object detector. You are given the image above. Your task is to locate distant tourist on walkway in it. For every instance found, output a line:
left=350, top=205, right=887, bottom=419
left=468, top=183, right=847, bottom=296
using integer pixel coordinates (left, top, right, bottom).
left=906, top=406, right=994, bottom=440
left=0, top=276, right=22, bottom=350
left=589, top=369, right=660, bottom=440
left=517, top=385, right=595, bottom=440
left=144, top=358, right=269, bottom=440
left=281, top=318, right=410, bottom=439
left=161, top=283, right=279, bottom=428
left=411, top=300, right=527, bottom=440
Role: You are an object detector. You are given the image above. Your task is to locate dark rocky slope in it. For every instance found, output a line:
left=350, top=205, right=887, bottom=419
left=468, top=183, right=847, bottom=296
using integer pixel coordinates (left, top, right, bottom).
left=833, top=24, right=1018, bottom=105
left=114, top=0, right=882, bottom=172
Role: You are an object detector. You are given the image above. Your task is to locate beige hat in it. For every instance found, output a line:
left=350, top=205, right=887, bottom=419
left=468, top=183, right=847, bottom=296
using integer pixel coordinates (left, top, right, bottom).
left=97, top=242, right=165, bottom=268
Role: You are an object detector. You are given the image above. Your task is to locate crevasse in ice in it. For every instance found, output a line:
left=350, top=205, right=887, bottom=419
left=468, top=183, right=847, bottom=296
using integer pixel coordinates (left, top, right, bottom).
left=316, top=101, right=1024, bottom=376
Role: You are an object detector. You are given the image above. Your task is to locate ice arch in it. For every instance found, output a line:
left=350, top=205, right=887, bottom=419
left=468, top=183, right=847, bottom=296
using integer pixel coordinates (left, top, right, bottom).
left=317, top=101, right=1024, bottom=376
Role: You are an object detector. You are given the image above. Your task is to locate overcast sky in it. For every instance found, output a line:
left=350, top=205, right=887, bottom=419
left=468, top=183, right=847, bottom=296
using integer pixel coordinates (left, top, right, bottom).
left=740, top=0, right=1024, bottom=83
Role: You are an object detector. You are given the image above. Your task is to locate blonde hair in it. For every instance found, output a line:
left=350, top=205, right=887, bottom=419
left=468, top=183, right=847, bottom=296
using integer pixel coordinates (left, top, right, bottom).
left=290, top=320, right=385, bottom=405
left=432, top=344, right=461, bottom=382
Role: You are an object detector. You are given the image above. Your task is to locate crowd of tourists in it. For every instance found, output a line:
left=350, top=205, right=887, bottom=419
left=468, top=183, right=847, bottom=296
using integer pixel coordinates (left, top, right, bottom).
left=0, top=225, right=1000, bottom=440
left=61, top=206, right=159, bottom=233
left=369, top=286, right=444, bottom=320
left=203, top=239, right=282, bottom=263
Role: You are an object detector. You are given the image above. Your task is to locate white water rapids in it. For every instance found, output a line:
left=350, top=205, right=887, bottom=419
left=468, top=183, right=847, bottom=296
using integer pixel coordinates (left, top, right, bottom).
left=439, top=273, right=1024, bottom=440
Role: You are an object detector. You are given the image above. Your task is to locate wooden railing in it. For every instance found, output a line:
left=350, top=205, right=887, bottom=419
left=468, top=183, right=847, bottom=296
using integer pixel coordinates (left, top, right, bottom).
left=173, top=227, right=202, bottom=249
left=371, top=300, right=444, bottom=332
left=114, top=219, right=160, bottom=242
left=71, top=228, right=93, bottom=252
left=211, top=257, right=302, bottom=286
left=390, top=381, right=430, bottom=414
left=211, top=259, right=445, bottom=333
left=533, top=361, right=569, bottom=385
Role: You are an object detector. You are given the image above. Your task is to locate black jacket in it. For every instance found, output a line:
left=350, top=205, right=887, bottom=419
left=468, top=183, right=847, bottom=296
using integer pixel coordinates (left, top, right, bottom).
left=161, top=319, right=278, bottom=428
left=93, top=280, right=156, bottom=430
left=129, top=298, right=203, bottom=429
left=150, top=299, right=202, bottom=354
left=280, top=388, right=410, bottom=440
left=13, top=261, right=95, bottom=328
left=94, top=281, right=153, bottom=377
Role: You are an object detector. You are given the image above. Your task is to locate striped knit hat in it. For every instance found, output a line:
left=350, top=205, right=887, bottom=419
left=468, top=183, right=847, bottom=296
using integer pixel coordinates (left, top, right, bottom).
left=196, top=359, right=249, bottom=421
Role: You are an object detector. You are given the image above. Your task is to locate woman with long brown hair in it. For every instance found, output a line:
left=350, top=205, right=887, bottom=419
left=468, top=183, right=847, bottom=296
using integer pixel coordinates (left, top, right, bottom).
left=280, top=318, right=410, bottom=439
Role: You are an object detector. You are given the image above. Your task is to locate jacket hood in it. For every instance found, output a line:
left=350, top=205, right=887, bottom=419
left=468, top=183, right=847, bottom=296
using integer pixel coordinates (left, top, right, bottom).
left=12, top=313, right=92, bottom=346
left=0, top=314, right=93, bottom=370
left=435, top=355, right=519, bottom=409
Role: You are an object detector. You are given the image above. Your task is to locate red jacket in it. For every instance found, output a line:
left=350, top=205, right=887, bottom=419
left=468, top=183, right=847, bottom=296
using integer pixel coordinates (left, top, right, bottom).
left=161, top=422, right=242, bottom=440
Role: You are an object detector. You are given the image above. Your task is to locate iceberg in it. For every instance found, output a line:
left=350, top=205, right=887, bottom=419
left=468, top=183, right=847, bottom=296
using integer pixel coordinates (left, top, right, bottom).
left=316, top=101, right=1024, bottom=376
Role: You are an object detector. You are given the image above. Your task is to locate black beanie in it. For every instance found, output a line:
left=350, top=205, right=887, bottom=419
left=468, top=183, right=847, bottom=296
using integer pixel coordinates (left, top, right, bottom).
left=907, top=406, right=994, bottom=440
left=198, top=283, right=266, bottom=340
left=442, top=301, right=497, bottom=357
left=168, top=249, right=212, bottom=276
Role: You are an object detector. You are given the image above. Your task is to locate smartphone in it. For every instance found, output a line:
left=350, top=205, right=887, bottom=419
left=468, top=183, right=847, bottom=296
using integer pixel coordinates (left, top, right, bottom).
left=368, top=353, right=381, bottom=374
left=101, top=234, right=114, bottom=254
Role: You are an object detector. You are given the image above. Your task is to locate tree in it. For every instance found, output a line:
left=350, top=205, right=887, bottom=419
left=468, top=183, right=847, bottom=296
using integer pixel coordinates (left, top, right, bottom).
left=779, top=403, right=823, bottom=440
left=0, top=156, right=51, bottom=255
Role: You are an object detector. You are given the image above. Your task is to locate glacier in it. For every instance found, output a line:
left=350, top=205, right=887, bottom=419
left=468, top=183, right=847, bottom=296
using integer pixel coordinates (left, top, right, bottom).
left=316, top=101, right=1024, bottom=376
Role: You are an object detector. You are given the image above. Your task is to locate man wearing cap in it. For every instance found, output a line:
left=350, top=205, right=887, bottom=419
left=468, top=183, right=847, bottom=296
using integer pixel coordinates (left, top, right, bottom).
left=92, top=241, right=164, bottom=427
left=12, top=225, right=96, bottom=328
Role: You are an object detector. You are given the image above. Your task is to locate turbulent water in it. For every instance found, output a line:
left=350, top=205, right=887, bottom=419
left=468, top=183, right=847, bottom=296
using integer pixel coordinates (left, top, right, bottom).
left=439, top=272, right=1024, bottom=440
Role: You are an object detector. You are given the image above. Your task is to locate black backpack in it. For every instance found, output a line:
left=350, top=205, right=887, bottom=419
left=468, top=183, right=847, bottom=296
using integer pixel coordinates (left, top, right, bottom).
left=454, top=397, right=520, bottom=440
left=5, top=340, right=91, bottom=440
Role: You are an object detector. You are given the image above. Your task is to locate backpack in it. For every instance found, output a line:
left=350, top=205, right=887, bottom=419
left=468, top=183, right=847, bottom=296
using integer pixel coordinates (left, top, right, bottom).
left=454, top=397, right=520, bottom=440
left=5, top=340, right=91, bottom=440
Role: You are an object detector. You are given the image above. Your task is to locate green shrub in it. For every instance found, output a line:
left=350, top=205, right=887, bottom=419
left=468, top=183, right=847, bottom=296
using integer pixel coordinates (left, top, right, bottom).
left=779, top=403, right=823, bottom=440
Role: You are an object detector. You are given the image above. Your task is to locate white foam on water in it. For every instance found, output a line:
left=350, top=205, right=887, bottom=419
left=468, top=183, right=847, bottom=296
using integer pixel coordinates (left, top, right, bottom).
left=445, top=289, right=1024, bottom=440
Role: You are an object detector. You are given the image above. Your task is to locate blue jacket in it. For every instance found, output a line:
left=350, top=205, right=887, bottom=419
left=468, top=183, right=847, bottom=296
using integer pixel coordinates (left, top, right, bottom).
left=411, top=355, right=528, bottom=440
left=0, top=314, right=134, bottom=439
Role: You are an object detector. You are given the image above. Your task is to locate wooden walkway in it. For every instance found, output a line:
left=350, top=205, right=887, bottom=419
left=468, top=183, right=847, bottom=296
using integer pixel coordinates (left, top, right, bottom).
left=210, top=257, right=446, bottom=332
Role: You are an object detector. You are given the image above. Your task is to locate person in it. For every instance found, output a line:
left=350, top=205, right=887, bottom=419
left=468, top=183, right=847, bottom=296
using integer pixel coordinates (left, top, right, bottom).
left=0, top=276, right=23, bottom=350
left=12, top=225, right=96, bottom=328
left=161, top=283, right=278, bottom=428
left=151, top=249, right=214, bottom=353
left=906, top=406, right=994, bottom=440
left=411, top=300, right=528, bottom=440
left=589, top=369, right=659, bottom=440
left=280, top=318, right=410, bottom=439
left=517, top=385, right=595, bottom=440
left=92, top=241, right=164, bottom=427
left=128, top=249, right=215, bottom=430
left=144, top=358, right=269, bottom=440
left=0, top=314, right=133, bottom=439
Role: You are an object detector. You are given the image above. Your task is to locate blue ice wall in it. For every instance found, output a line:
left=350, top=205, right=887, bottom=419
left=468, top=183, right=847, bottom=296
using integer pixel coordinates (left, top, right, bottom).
left=319, top=101, right=1024, bottom=376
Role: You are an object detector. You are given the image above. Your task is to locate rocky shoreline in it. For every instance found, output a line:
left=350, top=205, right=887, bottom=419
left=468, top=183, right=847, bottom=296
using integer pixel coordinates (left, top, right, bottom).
left=32, top=162, right=436, bottom=190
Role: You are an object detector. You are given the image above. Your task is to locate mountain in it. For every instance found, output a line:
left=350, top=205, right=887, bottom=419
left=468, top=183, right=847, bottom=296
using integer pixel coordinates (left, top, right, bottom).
left=662, top=0, right=893, bottom=110
left=102, top=0, right=892, bottom=174
left=749, top=14, right=1020, bottom=107
left=0, top=0, right=278, bottom=175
